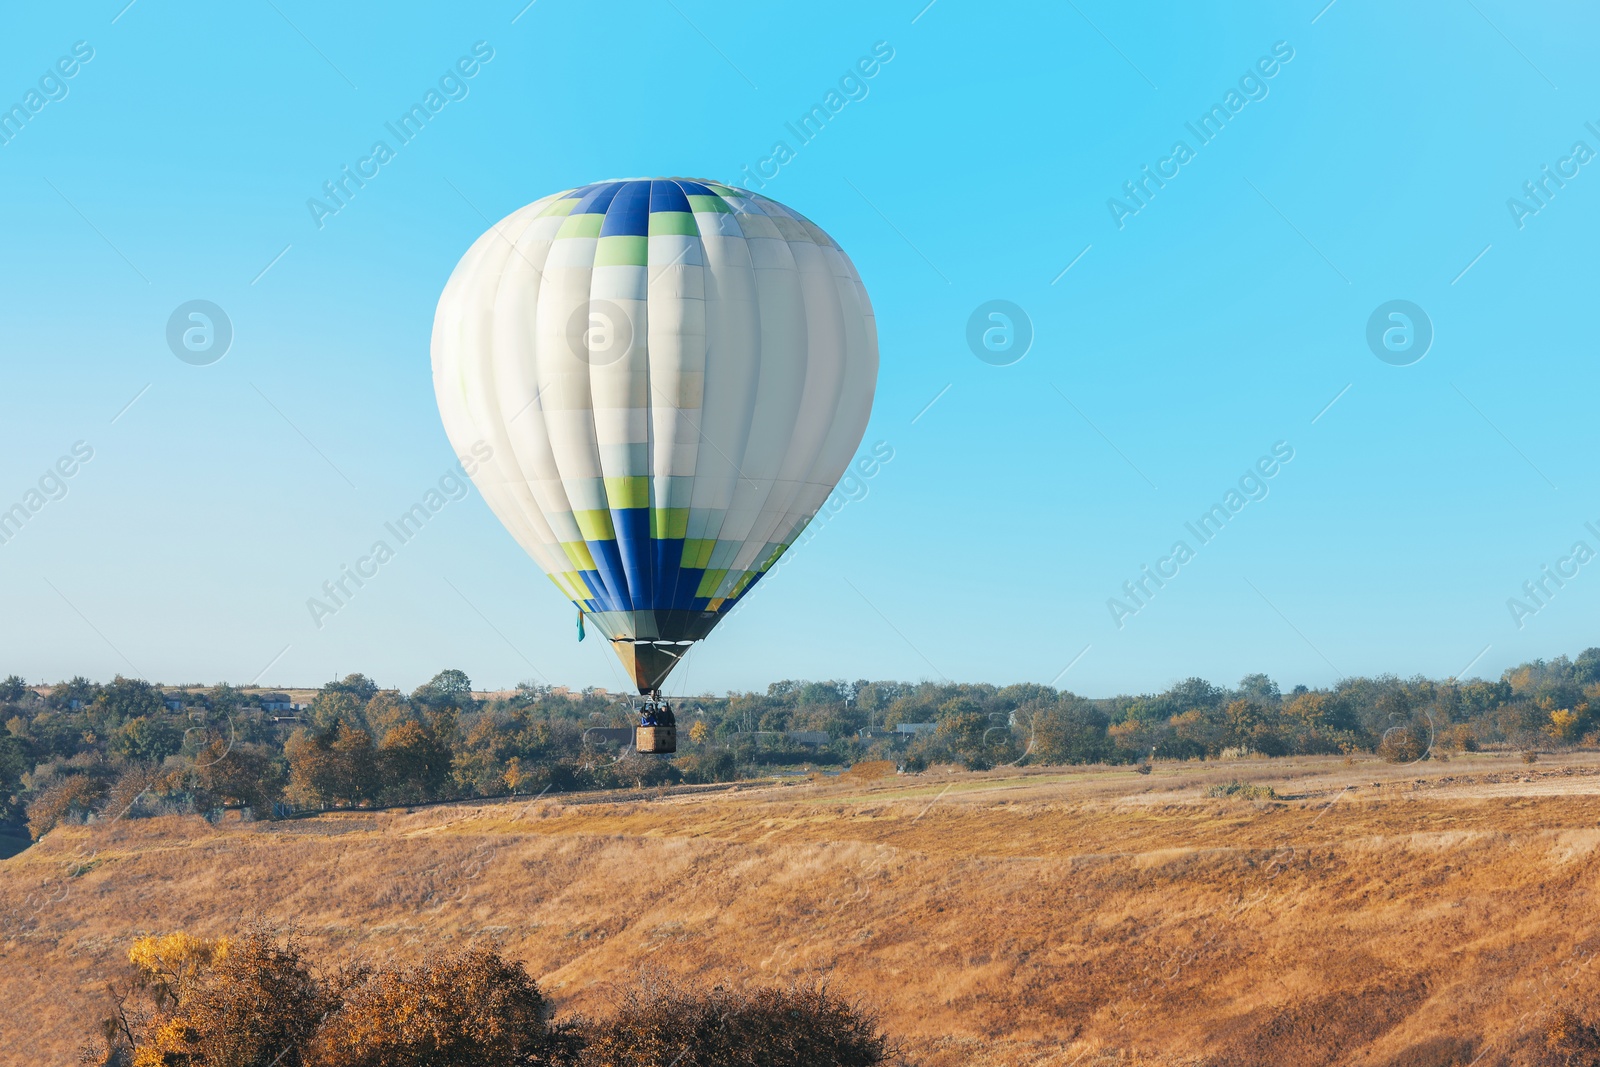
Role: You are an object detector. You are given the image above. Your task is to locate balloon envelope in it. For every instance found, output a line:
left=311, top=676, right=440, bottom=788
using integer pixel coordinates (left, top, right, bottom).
left=432, top=178, right=878, bottom=692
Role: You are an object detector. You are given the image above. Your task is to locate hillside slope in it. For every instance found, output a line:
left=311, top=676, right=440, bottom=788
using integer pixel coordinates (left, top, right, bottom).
left=4, top=753, right=1600, bottom=1066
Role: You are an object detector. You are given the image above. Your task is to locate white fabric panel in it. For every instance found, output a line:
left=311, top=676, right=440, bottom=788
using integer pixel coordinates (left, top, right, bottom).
left=729, top=234, right=847, bottom=573
left=775, top=246, right=879, bottom=548
left=703, top=229, right=807, bottom=556
left=684, top=218, right=761, bottom=542
left=490, top=211, right=584, bottom=549
left=646, top=235, right=707, bottom=507
left=433, top=197, right=568, bottom=578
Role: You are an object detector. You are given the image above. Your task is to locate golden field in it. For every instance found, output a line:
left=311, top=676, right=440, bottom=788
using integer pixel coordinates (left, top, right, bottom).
left=5, top=752, right=1600, bottom=1066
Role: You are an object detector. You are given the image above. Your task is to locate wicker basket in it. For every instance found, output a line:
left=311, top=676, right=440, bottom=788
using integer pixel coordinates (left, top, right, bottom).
left=635, top=725, right=677, bottom=754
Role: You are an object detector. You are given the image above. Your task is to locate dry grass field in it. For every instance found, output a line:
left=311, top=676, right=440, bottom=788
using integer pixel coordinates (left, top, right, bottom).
left=6, top=752, right=1600, bottom=1065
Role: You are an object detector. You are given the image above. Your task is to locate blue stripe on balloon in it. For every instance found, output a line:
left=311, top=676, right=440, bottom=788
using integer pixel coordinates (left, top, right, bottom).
left=575, top=182, right=624, bottom=216
left=650, top=180, right=691, bottom=214
left=600, top=181, right=651, bottom=237
left=650, top=538, right=685, bottom=608
left=610, top=507, right=653, bottom=610
left=583, top=541, right=632, bottom=612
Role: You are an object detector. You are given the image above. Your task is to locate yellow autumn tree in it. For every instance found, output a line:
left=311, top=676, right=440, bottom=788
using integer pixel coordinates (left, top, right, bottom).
left=124, top=927, right=329, bottom=1067
left=1548, top=707, right=1582, bottom=743
left=128, top=932, right=230, bottom=1009
left=503, top=756, right=531, bottom=794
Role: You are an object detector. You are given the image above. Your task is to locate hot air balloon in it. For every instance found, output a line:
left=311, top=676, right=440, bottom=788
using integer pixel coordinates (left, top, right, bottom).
left=431, top=178, right=878, bottom=752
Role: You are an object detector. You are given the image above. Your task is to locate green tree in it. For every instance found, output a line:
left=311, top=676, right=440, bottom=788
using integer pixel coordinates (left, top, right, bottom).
left=48, top=675, right=100, bottom=711
left=1236, top=673, right=1281, bottom=704
left=412, top=670, right=473, bottom=711
left=93, top=676, right=166, bottom=727
left=306, top=690, right=367, bottom=733
left=285, top=723, right=378, bottom=808
left=1029, top=697, right=1111, bottom=764
left=377, top=720, right=453, bottom=804
left=0, top=675, right=28, bottom=703
left=362, top=690, right=416, bottom=741
left=0, top=732, right=30, bottom=824
left=326, top=673, right=380, bottom=701
left=195, top=740, right=283, bottom=814
left=111, top=716, right=184, bottom=764
left=1168, top=707, right=1226, bottom=758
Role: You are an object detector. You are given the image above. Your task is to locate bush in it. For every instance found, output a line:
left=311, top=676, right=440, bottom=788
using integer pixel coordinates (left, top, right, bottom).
left=577, top=976, right=894, bottom=1067
left=1377, top=727, right=1426, bottom=763
left=126, top=927, right=330, bottom=1067
left=1546, top=1007, right=1600, bottom=1063
left=673, top=749, right=738, bottom=784
left=101, top=766, right=167, bottom=822
left=590, top=751, right=681, bottom=791
left=843, top=760, right=896, bottom=781
left=26, top=774, right=103, bottom=839
left=308, top=950, right=563, bottom=1067
left=1206, top=780, right=1276, bottom=800
left=88, top=932, right=896, bottom=1067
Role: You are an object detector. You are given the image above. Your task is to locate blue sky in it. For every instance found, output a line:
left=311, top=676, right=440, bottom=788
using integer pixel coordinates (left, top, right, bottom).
left=1, top=0, right=1596, bottom=697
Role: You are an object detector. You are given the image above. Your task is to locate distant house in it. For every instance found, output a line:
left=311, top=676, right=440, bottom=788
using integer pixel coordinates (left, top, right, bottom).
left=785, top=731, right=831, bottom=747
left=161, top=693, right=184, bottom=712
left=894, top=722, right=936, bottom=738
left=260, top=693, right=294, bottom=712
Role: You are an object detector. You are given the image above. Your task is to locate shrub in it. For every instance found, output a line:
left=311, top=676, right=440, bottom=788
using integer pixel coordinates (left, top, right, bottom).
left=673, top=749, right=739, bottom=784
left=1206, top=780, right=1276, bottom=800
left=87, top=933, right=896, bottom=1067
left=127, top=927, right=330, bottom=1067
left=307, top=950, right=564, bottom=1067
left=594, top=751, right=681, bottom=791
left=577, top=976, right=893, bottom=1067
left=26, top=774, right=103, bottom=839
left=100, top=766, right=168, bottom=823
left=1546, top=1007, right=1600, bottom=1062
left=1377, top=727, right=1426, bottom=763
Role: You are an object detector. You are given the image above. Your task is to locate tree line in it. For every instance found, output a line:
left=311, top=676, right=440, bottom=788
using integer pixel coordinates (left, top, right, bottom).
left=4, top=646, right=1598, bottom=839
